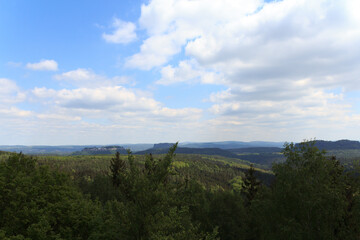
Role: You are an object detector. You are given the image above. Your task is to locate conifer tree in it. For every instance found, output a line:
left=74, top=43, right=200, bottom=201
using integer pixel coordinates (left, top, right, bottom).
left=110, top=151, right=125, bottom=187
left=242, top=164, right=260, bottom=205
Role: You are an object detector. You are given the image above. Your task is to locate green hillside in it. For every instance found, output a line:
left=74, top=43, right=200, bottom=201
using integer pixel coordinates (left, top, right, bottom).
left=1, top=142, right=360, bottom=239
left=29, top=152, right=272, bottom=190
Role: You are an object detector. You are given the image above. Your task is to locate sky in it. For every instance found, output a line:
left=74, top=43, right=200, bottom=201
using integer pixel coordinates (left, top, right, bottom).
left=1, top=0, right=360, bottom=145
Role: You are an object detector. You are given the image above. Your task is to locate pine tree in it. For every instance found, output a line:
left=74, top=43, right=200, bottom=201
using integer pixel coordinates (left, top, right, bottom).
left=242, top=164, right=260, bottom=205
left=110, top=151, right=125, bottom=187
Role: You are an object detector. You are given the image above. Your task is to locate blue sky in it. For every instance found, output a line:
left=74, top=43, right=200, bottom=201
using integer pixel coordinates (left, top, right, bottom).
left=1, top=0, right=360, bottom=145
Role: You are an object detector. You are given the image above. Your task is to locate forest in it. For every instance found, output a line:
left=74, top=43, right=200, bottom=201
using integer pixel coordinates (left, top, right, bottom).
left=1, top=141, right=360, bottom=239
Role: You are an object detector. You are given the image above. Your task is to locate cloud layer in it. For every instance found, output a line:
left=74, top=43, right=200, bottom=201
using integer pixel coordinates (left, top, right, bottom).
left=2, top=0, right=360, bottom=144
left=123, top=0, right=360, bottom=141
left=54, top=68, right=130, bottom=87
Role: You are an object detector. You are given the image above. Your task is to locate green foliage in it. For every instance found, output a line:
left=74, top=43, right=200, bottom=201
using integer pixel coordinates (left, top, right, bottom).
left=208, top=191, right=246, bottom=240
left=33, top=151, right=272, bottom=190
left=147, top=206, right=206, bottom=240
left=242, top=164, right=261, bottom=205
left=4, top=141, right=360, bottom=239
left=253, top=141, right=357, bottom=240
left=0, top=153, right=100, bottom=240
left=110, top=151, right=126, bottom=187
left=229, top=176, right=244, bottom=193
left=90, top=143, right=218, bottom=239
left=171, top=161, right=189, bottom=169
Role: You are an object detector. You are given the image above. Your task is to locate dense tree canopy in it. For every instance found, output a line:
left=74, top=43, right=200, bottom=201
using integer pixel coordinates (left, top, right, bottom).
left=0, top=153, right=100, bottom=240
left=1, top=141, right=360, bottom=239
left=251, top=142, right=360, bottom=240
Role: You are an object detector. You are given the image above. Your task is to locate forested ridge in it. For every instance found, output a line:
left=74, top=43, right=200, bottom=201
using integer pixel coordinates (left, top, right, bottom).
left=1, top=142, right=360, bottom=239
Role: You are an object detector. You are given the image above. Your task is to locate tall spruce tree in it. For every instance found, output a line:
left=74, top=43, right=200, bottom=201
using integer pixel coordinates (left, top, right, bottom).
left=110, top=151, right=125, bottom=187
left=242, top=164, right=260, bottom=205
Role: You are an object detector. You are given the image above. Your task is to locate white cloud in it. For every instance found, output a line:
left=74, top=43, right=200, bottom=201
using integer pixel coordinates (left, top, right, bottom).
left=55, top=68, right=94, bottom=81
left=153, top=107, right=202, bottom=120
left=129, top=0, right=360, bottom=86
left=16, top=80, right=203, bottom=144
left=209, top=87, right=345, bottom=117
left=122, top=0, right=360, bottom=141
left=0, top=78, right=18, bottom=94
left=0, top=79, right=31, bottom=135
left=34, top=68, right=204, bottom=131
left=54, top=68, right=130, bottom=87
left=181, top=0, right=360, bottom=87
left=125, top=33, right=187, bottom=70
left=32, top=87, right=57, bottom=99
left=157, top=60, right=224, bottom=85
left=32, top=85, right=202, bottom=122
left=0, top=107, right=32, bottom=117
left=102, top=18, right=137, bottom=44
left=36, top=113, right=81, bottom=121
left=0, top=78, right=26, bottom=104
left=126, top=0, right=261, bottom=69
left=26, top=59, right=58, bottom=71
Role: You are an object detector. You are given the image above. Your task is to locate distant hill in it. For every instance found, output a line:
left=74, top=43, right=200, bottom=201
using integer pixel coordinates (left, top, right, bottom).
left=135, top=147, right=241, bottom=158
left=121, top=144, right=154, bottom=152
left=153, top=143, right=175, bottom=149
left=228, top=147, right=283, bottom=154
left=73, top=146, right=128, bottom=155
left=2, top=140, right=359, bottom=160
left=227, top=147, right=284, bottom=167
left=0, top=144, right=152, bottom=155
left=296, top=140, right=360, bottom=150
left=0, top=145, right=95, bottom=155
left=135, top=146, right=285, bottom=168
left=179, top=141, right=284, bottom=149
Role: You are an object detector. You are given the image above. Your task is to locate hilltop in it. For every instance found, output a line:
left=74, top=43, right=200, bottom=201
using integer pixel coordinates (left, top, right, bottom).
left=72, top=146, right=128, bottom=155
left=312, top=140, right=360, bottom=150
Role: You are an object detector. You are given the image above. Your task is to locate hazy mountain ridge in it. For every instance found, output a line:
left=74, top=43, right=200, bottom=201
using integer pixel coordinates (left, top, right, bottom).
left=228, top=147, right=283, bottom=154
left=1, top=140, right=360, bottom=157
left=312, top=140, right=360, bottom=150
left=179, top=141, right=284, bottom=149
left=135, top=147, right=241, bottom=158
left=72, top=146, right=128, bottom=155
left=0, top=144, right=153, bottom=155
left=0, top=145, right=95, bottom=155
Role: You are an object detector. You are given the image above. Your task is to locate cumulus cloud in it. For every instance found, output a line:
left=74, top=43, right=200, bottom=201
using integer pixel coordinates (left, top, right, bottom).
left=102, top=18, right=137, bottom=44
left=55, top=68, right=94, bottom=81
left=0, top=79, right=31, bottom=134
left=34, top=86, right=155, bottom=110
left=122, top=0, right=360, bottom=140
left=0, top=78, right=26, bottom=104
left=130, top=0, right=360, bottom=82
left=18, top=79, right=203, bottom=144
left=0, top=107, right=32, bottom=117
left=0, top=78, right=18, bottom=94
left=157, top=60, right=224, bottom=85
left=26, top=59, right=58, bottom=71
left=37, top=68, right=203, bottom=131
left=32, top=85, right=202, bottom=122
left=54, top=68, right=130, bottom=87
left=210, top=87, right=345, bottom=117
left=126, top=0, right=261, bottom=69
left=36, top=113, right=81, bottom=121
